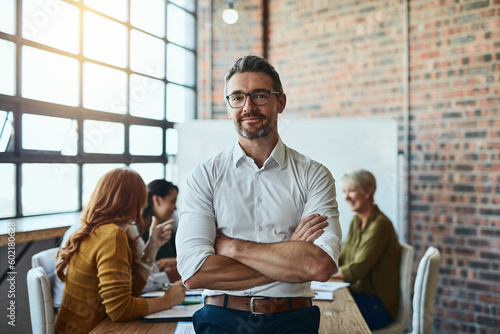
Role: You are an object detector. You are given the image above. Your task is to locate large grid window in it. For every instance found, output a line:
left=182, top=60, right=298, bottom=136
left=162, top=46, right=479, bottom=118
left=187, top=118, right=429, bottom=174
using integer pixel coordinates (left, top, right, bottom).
left=0, top=0, right=197, bottom=219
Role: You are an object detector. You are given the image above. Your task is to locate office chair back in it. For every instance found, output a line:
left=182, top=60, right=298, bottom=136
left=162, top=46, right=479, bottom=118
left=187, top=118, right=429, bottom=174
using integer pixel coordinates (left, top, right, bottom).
left=31, top=247, right=59, bottom=288
left=27, top=267, right=56, bottom=334
left=373, top=241, right=414, bottom=334
left=411, top=246, right=441, bottom=334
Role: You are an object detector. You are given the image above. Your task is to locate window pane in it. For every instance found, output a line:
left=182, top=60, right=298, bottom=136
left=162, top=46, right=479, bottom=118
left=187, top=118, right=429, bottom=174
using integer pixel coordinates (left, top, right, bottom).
left=0, top=110, right=14, bottom=152
left=22, top=46, right=79, bottom=106
left=129, top=125, right=163, bottom=155
left=22, top=114, right=78, bottom=155
left=129, top=74, right=165, bottom=120
left=166, top=84, right=195, bottom=122
left=167, top=4, right=195, bottom=49
left=82, top=163, right=126, bottom=204
left=82, top=163, right=125, bottom=204
left=83, top=120, right=124, bottom=154
left=129, top=163, right=165, bottom=185
left=166, top=158, right=177, bottom=183
left=22, top=163, right=79, bottom=215
left=83, top=62, right=127, bottom=113
left=84, top=0, right=127, bottom=22
left=22, top=0, right=79, bottom=54
left=166, top=128, right=178, bottom=155
left=0, top=0, right=16, bottom=34
left=130, top=0, right=165, bottom=38
left=130, top=29, right=165, bottom=78
left=0, top=163, right=16, bottom=218
left=167, top=44, right=195, bottom=86
left=170, top=0, right=196, bottom=12
left=83, top=11, right=127, bottom=68
left=0, top=39, right=16, bottom=95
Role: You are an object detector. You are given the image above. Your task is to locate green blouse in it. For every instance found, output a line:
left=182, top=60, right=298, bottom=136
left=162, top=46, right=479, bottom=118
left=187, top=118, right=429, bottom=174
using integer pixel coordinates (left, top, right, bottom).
left=340, top=205, right=401, bottom=319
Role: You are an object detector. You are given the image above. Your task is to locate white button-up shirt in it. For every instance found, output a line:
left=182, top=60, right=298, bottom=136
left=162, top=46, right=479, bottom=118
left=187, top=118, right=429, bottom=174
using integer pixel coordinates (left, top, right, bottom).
left=176, top=137, right=342, bottom=298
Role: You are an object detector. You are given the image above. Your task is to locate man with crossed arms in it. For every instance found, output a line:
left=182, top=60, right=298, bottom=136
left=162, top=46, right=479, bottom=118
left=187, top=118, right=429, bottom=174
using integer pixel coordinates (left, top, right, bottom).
left=176, top=55, right=342, bottom=333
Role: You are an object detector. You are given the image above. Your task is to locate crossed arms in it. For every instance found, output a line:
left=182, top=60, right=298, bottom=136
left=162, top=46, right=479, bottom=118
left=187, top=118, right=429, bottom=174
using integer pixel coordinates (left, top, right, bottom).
left=183, top=214, right=337, bottom=291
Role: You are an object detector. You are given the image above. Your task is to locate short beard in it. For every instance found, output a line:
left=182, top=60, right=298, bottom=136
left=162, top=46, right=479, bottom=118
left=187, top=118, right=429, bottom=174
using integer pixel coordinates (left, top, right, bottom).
left=235, top=112, right=274, bottom=140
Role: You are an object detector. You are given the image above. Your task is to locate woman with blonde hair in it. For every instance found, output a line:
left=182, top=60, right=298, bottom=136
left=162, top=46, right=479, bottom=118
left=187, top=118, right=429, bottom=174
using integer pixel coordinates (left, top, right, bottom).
left=333, top=169, right=401, bottom=330
left=55, top=168, right=185, bottom=334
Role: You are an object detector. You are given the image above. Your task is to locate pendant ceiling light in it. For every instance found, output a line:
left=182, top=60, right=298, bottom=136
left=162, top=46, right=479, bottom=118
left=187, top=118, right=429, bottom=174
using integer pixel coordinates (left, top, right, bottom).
left=222, top=0, right=239, bottom=24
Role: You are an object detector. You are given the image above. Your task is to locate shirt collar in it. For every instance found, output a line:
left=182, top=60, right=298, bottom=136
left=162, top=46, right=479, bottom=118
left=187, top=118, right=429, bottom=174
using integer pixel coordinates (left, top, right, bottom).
left=232, top=137, right=286, bottom=169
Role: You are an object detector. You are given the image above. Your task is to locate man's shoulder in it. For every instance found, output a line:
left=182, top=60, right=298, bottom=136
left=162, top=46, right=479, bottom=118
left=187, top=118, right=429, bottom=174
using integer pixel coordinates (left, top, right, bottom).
left=194, top=146, right=233, bottom=170
left=284, top=145, right=326, bottom=170
left=286, top=146, right=311, bottom=161
left=188, top=146, right=234, bottom=181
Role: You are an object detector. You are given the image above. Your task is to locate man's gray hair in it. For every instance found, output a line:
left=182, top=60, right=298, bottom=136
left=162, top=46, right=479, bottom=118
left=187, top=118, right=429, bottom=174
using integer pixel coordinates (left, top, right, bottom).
left=224, top=55, right=284, bottom=97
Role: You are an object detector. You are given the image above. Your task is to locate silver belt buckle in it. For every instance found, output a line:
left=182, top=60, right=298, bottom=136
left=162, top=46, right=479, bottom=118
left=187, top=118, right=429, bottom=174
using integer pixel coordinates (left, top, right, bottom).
left=250, top=296, right=267, bottom=314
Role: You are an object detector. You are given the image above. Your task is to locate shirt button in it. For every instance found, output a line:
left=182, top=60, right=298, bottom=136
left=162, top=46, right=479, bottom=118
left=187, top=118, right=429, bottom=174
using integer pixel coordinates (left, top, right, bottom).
left=257, top=197, right=262, bottom=203
left=259, top=226, right=263, bottom=231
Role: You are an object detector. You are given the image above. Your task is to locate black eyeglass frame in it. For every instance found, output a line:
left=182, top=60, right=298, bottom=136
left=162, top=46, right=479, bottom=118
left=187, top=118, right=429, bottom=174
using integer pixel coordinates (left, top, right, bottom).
left=225, top=90, right=280, bottom=108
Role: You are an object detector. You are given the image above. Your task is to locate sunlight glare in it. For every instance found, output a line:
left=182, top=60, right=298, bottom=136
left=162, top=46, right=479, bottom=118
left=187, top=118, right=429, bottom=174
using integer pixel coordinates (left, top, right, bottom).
left=83, top=11, right=127, bottom=68
left=22, top=46, right=79, bottom=106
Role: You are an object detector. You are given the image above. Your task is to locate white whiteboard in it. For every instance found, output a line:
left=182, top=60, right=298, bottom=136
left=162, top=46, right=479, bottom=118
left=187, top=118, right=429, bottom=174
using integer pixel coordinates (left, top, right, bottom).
left=176, top=117, right=399, bottom=241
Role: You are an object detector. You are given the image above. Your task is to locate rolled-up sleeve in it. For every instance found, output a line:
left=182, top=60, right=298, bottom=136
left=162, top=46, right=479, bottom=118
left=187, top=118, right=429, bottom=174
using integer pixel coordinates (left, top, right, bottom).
left=176, top=163, right=218, bottom=283
left=303, top=163, right=342, bottom=273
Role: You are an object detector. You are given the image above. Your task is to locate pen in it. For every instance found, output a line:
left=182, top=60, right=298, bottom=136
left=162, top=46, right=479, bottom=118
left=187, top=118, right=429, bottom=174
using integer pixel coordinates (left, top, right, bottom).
left=162, top=283, right=174, bottom=290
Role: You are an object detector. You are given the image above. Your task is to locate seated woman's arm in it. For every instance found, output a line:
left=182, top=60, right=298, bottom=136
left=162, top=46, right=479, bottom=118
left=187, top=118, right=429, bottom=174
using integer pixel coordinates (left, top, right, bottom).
left=340, top=221, right=391, bottom=283
left=97, top=227, right=184, bottom=321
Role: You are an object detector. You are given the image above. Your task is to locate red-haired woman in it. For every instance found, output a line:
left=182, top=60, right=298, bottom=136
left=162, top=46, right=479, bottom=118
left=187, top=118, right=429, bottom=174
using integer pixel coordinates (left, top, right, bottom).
left=55, top=168, right=185, bottom=334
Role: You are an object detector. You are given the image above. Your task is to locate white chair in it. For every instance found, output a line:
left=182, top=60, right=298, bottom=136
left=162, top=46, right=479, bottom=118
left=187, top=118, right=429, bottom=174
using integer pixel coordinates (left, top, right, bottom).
left=29, top=247, right=59, bottom=334
left=373, top=242, right=414, bottom=334
left=31, top=247, right=59, bottom=283
left=27, top=267, right=56, bottom=334
left=410, top=247, right=441, bottom=334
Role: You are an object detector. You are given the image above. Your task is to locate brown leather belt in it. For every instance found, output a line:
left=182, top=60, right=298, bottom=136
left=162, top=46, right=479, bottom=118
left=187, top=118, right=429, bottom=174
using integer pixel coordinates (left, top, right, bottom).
left=205, top=294, right=312, bottom=314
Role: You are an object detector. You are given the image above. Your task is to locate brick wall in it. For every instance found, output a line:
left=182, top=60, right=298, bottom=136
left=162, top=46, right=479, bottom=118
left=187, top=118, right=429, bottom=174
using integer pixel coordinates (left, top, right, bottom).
left=408, top=1, right=500, bottom=333
left=197, top=0, right=500, bottom=333
left=197, top=0, right=264, bottom=119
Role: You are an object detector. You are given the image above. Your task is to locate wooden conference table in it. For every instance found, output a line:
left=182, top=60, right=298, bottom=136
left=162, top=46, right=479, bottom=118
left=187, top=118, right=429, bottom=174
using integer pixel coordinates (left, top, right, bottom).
left=89, top=285, right=370, bottom=334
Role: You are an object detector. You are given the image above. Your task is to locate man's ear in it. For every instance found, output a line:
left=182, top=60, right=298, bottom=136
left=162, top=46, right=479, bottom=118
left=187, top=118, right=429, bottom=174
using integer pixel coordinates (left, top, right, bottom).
left=278, top=93, right=287, bottom=114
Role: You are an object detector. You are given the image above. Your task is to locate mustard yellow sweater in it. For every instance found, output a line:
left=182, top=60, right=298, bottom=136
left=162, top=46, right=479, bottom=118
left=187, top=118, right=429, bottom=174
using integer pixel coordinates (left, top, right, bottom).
left=56, top=224, right=148, bottom=334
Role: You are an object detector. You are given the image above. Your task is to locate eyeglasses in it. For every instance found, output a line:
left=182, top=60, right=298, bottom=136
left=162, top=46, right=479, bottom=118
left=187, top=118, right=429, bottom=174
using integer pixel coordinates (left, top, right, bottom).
left=226, top=90, right=280, bottom=108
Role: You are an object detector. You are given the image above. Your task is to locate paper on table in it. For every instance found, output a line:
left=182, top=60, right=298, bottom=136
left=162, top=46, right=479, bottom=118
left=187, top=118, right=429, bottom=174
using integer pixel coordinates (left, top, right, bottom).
left=141, top=288, right=203, bottom=298
left=141, top=290, right=164, bottom=298
left=142, top=303, right=203, bottom=322
left=174, top=321, right=196, bottom=334
left=313, top=290, right=334, bottom=301
left=311, top=281, right=350, bottom=292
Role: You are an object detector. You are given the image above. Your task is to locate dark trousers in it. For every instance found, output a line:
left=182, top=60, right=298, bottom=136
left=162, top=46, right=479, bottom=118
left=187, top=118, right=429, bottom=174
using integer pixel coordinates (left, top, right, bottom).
left=351, top=292, right=394, bottom=330
left=192, top=304, right=321, bottom=334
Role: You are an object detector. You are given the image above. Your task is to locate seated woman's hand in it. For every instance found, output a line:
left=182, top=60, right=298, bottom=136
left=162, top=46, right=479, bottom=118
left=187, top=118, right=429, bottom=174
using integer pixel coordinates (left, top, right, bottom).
left=148, top=217, right=174, bottom=248
left=162, top=280, right=186, bottom=307
left=157, top=257, right=177, bottom=271
left=157, top=257, right=182, bottom=282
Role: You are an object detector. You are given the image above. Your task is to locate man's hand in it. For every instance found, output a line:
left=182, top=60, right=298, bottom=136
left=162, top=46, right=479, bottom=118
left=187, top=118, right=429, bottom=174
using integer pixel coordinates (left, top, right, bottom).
left=291, top=214, right=328, bottom=242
